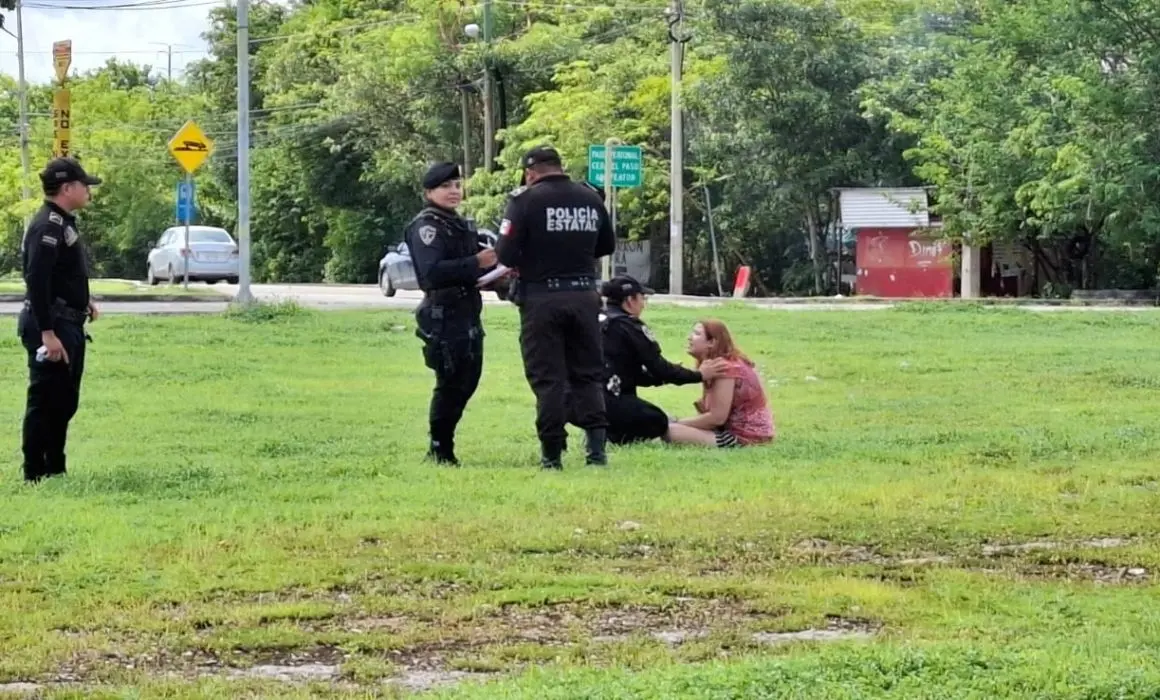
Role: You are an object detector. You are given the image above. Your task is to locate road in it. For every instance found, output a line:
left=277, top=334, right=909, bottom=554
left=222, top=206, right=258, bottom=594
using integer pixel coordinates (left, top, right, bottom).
left=0, top=282, right=1155, bottom=316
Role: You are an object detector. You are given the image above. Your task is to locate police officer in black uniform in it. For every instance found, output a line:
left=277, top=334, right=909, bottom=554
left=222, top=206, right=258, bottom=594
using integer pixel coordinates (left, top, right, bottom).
left=18, top=157, right=101, bottom=483
left=598, top=275, right=726, bottom=445
left=496, top=146, right=616, bottom=469
left=404, top=162, right=496, bottom=466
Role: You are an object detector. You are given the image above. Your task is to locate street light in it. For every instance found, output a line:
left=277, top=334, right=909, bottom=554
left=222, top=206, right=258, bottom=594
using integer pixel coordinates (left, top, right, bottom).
left=463, top=19, right=494, bottom=171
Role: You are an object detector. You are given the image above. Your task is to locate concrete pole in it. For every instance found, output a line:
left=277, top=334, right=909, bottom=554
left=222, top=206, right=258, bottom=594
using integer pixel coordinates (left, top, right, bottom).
left=235, top=0, right=253, bottom=304
left=668, top=0, right=685, bottom=295
left=15, top=0, right=30, bottom=219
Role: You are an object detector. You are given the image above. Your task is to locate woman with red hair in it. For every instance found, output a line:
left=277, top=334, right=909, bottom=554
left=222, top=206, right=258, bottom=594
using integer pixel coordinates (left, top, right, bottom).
left=666, top=319, right=776, bottom=448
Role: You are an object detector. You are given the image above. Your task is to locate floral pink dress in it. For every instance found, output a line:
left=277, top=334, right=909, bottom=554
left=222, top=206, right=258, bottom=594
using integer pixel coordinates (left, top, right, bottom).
left=703, top=358, right=775, bottom=445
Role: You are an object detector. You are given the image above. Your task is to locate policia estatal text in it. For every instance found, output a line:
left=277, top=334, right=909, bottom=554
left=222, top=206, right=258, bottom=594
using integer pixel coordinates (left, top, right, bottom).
left=18, top=158, right=102, bottom=483
left=496, top=147, right=616, bottom=469
left=405, top=162, right=497, bottom=465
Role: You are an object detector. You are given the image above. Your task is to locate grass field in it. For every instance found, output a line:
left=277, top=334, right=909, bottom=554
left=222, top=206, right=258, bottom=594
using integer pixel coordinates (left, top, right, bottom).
left=1, top=301, right=1159, bottom=698
left=0, top=278, right=224, bottom=296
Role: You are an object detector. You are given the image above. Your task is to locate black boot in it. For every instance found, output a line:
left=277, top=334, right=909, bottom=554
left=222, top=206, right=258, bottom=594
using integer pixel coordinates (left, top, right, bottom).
left=426, top=433, right=459, bottom=467
left=585, top=428, right=608, bottom=467
left=45, top=454, right=67, bottom=477
left=540, top=439, right=564, bottom=470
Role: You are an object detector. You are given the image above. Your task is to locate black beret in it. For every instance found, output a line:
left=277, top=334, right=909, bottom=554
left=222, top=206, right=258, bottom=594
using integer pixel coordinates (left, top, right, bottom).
left=422, top=162, right=461, bottom=190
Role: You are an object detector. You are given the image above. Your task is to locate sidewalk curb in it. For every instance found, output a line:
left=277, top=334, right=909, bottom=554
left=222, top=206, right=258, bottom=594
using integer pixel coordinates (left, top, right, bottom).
left=0, top=294, right=228, bottom=303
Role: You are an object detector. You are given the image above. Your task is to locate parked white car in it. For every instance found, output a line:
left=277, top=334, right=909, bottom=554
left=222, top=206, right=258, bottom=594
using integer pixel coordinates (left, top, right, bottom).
left=379, top=229, right=507, bottom=299
left=147, top=226, right=240, bottom=285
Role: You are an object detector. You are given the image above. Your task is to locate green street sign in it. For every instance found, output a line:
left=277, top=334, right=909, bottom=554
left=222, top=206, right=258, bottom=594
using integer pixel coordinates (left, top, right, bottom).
left=587, top=144, right=643, bottom=188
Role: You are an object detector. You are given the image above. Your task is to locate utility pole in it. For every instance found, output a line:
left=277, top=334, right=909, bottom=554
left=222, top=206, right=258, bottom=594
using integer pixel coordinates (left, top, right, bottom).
left=481, top=0, right=495, bottom=171
left=235, top=0, right=253, bottom=304
left=15, top=0, right=30, bottom=216
left=667, top=0, right=690, bottom=295
left=460, top=83, right=473, bottom=180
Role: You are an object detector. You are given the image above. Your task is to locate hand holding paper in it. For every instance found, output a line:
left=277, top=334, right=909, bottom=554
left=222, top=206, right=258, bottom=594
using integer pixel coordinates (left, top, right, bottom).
left=477, top=264, right=513, bottom=288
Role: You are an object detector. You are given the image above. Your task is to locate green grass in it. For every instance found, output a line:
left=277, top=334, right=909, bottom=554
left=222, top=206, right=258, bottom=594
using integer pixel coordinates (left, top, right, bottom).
left=2, top=300, right=1159, bottom=698
left=0, top=277, right=225, bottom=296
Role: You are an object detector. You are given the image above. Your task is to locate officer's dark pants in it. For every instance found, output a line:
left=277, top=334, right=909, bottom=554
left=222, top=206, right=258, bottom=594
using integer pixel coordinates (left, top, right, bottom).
left=18, top=309, right=87, bottom=483
left=518, top=290, right=607, bottom=453
left=422, top=325, right=483, bottom=457
left=605, top=391, right=670, bottom=445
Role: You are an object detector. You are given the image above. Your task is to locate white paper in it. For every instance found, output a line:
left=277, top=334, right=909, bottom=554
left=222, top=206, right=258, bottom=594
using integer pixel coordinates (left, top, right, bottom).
left=477, top=264, right=512, bottom=287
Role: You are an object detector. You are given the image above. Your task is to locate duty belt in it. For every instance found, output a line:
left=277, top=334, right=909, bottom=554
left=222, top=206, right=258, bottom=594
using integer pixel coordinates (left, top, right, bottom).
left=24, top=299, right=89, bottom=325
left=521, top=277, right=597, bottom=294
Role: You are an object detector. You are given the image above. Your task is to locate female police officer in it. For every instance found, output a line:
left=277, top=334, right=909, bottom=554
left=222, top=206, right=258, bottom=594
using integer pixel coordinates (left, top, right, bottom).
left=597, top=275, right=726, bottom=445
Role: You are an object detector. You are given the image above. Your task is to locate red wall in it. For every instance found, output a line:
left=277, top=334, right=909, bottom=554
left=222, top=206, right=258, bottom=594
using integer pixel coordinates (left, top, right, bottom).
left=855, top=228, right=953, bottom=298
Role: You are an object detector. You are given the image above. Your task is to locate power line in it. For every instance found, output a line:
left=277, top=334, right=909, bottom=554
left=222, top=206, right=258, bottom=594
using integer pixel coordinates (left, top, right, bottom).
left=23, top=0, right=222, bottom=10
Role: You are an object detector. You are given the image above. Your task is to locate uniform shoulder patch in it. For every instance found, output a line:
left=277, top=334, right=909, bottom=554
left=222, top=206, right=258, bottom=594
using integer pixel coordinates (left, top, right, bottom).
left=640, top=323, right=658, bottom=344
left=509, top=186, right=528, bottom=198
left=418, top=225, right=438, bottom=246
left=499, top=219, right=513, bottom=237
left=48, top=212, right=63, bottom=226
left=64, top=226, right=78, bottom=247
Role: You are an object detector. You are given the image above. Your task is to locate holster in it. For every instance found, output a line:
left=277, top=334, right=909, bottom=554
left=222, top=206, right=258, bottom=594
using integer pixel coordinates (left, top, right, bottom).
left=508, top=278, right=525, bottom=307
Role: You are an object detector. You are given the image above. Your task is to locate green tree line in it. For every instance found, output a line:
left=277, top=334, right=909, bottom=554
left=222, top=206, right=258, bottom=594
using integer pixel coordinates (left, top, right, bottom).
left=0, top=0, right=1156, bottom=296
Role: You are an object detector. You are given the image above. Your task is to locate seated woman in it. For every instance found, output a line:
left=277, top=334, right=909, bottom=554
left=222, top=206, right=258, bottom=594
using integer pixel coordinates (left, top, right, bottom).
left=666, top=319, right=775, bottom=448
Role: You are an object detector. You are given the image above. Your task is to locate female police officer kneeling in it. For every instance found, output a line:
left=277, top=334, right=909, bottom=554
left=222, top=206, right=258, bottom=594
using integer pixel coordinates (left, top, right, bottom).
left=597, top=275, right=726, bottom=445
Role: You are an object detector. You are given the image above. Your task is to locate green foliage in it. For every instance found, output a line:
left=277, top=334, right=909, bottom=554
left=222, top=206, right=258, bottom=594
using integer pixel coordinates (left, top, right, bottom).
left=3, top=0, right=1159, bottom=293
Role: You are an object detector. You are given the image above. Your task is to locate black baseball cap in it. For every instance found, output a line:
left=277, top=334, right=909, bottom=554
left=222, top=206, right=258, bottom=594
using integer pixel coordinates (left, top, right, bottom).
left=40, top=157, right=102, bottom=188
left=519, top=146, right=563, bottom=185
left=601, top=275, right=655, bottom=302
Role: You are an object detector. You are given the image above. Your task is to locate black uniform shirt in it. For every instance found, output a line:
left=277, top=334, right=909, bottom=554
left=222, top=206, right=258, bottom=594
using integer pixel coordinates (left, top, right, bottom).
left=22, top=201, right=90, bottom=331
left=403, top=204, right=483, bottom=321
left=495, top=174, right=616, bottom=282
left=601, top=306, right=702, bottom=396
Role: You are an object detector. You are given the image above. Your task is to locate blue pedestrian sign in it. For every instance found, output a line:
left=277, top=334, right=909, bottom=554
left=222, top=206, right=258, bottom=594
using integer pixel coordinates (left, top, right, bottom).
left=176, top=180, right=195, bottom=223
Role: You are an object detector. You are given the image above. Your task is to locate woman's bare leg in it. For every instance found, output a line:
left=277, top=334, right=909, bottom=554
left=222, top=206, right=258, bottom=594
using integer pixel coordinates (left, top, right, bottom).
left=665, top=422, right=719, bottom=446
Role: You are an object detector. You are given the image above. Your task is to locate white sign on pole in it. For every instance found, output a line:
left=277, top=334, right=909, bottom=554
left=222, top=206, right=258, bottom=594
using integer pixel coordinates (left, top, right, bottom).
left=612, top=238, right=651, bottom=285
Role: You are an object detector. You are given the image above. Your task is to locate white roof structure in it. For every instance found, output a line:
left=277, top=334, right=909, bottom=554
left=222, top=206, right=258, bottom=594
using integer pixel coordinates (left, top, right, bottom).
left=837, top=187, right=930, bottom=229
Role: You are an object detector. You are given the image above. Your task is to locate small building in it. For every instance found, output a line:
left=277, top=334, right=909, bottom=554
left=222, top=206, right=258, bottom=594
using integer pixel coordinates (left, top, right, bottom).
left=836, top=187, right=954, bottom=298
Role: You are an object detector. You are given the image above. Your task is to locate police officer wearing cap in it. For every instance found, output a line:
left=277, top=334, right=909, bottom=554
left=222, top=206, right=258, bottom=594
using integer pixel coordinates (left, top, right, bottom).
left=404, top=162, right=496, bottom=466
left=597, top=275, right=727, bottom=445
left=17, top=157, right=101, bottom=483
left=496, top=146, right=616, bottom=469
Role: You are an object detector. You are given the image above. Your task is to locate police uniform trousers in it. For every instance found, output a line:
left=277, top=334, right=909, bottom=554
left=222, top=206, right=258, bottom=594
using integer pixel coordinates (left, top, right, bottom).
left=422, top=323, right=484, bottom=453
left=604, top=391, right=670, bottom=445
left=18, top=308, right=88, bottom=482
left=518, top=289, right=607, bottom=449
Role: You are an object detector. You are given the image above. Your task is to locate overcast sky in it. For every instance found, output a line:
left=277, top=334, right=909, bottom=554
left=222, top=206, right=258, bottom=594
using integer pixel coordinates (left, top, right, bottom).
left=0, top=1, right=224, bottom=85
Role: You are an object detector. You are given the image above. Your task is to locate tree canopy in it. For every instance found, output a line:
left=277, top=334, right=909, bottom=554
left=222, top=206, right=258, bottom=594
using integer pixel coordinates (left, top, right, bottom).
left=1, top=0, right=1156, bottom=294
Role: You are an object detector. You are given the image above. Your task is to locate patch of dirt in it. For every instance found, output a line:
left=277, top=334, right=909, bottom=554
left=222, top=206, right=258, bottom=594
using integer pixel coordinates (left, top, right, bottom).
left=789, top=538, right=947, bottom=567
left=0, top=682, right=49, bottom=696
left=229, top=663, right=339, bottom=682
left=42, top=597, right=882, bottom=690
left=981, top=537, right=1131, bottom=557
left=788, top=536, right=1138, bottom=571
left=386, top=670, right=491, bottom=692
left=987, top=562, right=1151, bottom=585
left=599, top=615, right=880, bottom=647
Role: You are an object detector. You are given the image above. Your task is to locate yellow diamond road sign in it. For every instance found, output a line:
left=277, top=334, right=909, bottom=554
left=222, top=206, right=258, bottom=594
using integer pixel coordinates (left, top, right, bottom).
left=168, top=120, right=213, bottom=174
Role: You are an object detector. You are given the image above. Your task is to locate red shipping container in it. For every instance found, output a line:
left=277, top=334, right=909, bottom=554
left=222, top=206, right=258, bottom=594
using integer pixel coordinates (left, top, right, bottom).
left=855, top=228, right=953, bottom=298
